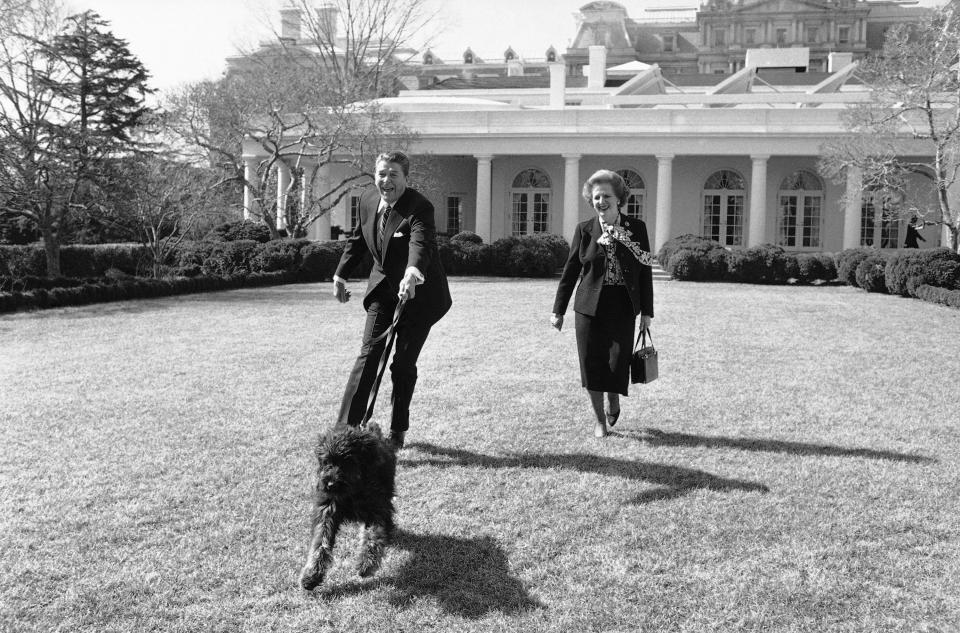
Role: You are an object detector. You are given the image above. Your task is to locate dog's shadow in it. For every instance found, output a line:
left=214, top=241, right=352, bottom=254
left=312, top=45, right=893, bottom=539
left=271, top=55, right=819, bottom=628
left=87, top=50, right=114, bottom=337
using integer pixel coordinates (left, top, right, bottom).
left=318, top=528, right=544, bottom=618
left=402, top=443, right=770, bottom=504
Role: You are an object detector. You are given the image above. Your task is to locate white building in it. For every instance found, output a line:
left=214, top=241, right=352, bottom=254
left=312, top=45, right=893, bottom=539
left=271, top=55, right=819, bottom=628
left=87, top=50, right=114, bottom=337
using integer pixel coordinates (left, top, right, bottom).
left=239, top=1, right=948, bottom=253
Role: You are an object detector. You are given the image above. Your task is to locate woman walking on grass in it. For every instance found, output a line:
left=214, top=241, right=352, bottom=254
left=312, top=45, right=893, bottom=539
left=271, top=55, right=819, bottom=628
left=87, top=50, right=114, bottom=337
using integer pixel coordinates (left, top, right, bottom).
left=551, top=169, right=656, bottom=437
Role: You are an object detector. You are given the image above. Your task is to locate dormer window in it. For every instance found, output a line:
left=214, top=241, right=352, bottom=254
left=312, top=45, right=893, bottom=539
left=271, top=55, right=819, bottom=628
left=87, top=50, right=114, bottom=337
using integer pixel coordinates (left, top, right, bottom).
left=423, top=52, right=434, bottom=65
left=463, top=48, right=474, bottom=64
left=504, top=46, right=516, bottom=62
left=546, top=46, right=557, bottom=62
left=662, top=34, right=675, bottom=52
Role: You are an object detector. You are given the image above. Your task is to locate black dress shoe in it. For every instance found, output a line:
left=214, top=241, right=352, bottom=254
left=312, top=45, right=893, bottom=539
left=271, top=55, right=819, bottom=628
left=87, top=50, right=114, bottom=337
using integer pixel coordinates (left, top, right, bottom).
left=605, top=409, right=621, bottom=428
left=389, top=431, right=405, bottom=450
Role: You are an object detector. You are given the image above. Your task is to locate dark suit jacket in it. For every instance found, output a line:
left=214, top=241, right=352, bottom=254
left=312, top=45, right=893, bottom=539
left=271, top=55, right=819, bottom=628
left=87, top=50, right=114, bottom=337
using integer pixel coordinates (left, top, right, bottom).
left=335, top=186, right=452, bottom=325
left=553, top=216, right=654, bottom=318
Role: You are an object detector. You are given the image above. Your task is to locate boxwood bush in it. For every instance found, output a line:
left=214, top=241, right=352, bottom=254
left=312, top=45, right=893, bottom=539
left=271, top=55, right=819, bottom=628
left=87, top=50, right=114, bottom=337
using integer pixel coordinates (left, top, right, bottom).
left=657, top=234, right=726, bottom=268
left=885, top=248, right=960, bottom=297
left=206, top=220, right=272, bottom=243
left=915, top=284, right=960, bottom=308
left=836, top=247, right=881, bottom=287
left=250, top=238, right=312, bottom=273
left=854, top=255, right=889, bottom=293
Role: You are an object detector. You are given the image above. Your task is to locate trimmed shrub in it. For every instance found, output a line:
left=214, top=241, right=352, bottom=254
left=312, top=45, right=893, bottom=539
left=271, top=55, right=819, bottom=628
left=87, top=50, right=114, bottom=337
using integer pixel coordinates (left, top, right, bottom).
left=0, top=245, right=46, bottom=278
left=60, top=244, right=150, bottom=277
left=206, top=220, right=271, bottom=243
left=836, top=247, right=880, bottom=286
left=854, top=255, right=888, bottom=293
left=795, top=253, right=825, bottom=283
left=200, top=240, right=261, bottom=277
left=725, top=244, right=786, bottom=284
left=782, top=252, right=801, bottom=281
left=449, top=231, right=483, bottom=245
left=299, top=240, right=373, bottom=281
left=815, top=253, right=838, bottom=282
left=536, top=233, right=572, bottom=269
left=915, top=284, right=960, bottom=308
left=666, top=249, right=701, bottom=281
left=885, top=248, right=960, bottom=297
left=250, top=238, right=311, bottom=273
left=657, top=234, right=725, bottom=268
left=490, top=236, right=556, bottom=277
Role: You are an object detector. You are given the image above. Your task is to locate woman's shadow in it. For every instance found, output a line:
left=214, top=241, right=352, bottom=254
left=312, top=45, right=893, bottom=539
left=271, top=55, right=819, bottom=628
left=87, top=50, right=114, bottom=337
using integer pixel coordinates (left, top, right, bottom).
left=317, top=528, right=544, bottom=619
left=402, top=443, right=770, bottom=504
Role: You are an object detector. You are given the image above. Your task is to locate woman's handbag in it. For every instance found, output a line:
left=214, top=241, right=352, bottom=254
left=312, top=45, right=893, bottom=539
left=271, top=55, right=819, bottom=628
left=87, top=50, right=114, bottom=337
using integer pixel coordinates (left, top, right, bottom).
left=630, top=328, right=658, bottom=384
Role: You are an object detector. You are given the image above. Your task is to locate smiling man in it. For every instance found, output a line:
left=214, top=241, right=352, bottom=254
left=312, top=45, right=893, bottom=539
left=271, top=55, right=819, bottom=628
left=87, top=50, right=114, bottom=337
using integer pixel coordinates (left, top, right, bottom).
left=332, top=151, right=452, bottom=449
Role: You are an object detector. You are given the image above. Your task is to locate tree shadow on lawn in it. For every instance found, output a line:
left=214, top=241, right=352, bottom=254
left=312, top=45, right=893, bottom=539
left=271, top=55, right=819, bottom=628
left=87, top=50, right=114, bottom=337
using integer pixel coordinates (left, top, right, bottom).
left=402, top=443, right=769, bottom=505
left=315, top=529, right=544, bottom=619
left=624, top=428, right=934, bottom=464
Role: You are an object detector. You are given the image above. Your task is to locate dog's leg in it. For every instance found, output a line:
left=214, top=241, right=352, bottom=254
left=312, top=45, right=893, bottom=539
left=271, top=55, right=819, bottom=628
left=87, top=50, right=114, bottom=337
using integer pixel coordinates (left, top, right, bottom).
left=299, top=503, right=341, bottom=590
left=356, top=516, right=393, bottom=578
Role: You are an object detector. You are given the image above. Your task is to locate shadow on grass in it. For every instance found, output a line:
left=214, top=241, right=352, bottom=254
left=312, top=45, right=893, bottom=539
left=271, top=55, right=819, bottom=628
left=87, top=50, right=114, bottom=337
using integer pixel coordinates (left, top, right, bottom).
left=316, top=529, right=544, bottom=619
left=403, top=443, right=769, bottom=505
left=628, top=428, right=934, bottom=464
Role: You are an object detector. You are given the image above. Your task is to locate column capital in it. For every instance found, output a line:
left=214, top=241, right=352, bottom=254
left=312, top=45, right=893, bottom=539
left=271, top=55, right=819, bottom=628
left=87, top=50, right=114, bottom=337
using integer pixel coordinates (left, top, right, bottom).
left=750, top=154, right=771, bottom=162
left=561, top=153, right=582, bottom=161
left=474, top=154, right=494, bottom=162
left=655, top=154, right=675, bottom=162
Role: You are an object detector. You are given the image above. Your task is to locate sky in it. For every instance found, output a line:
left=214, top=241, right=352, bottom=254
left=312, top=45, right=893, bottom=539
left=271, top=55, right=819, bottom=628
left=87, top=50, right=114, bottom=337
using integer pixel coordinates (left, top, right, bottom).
left=74, top=0, right=942, bottom=92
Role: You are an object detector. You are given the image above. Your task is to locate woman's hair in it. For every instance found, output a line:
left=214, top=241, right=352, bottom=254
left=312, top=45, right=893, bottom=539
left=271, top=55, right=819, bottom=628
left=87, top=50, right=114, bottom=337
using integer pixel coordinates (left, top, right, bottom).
left=582, top=169, right=628, bottom=208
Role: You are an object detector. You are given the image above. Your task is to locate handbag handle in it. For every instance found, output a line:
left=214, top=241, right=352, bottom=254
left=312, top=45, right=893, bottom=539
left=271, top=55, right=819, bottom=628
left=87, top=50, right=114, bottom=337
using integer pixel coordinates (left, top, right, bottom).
left=634, top=326, right=653, bottom=352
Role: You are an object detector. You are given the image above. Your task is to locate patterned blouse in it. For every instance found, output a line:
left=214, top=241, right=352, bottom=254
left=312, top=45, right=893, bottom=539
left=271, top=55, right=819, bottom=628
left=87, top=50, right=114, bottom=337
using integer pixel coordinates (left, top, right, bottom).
left=600, top=217, right=626, bottom=286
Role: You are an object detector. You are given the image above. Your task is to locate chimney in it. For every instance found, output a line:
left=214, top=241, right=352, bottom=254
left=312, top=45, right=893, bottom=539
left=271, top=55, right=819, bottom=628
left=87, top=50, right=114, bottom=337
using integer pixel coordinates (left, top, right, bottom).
left=587, top=45, right=607, bottom=89
left=828, top=52, right=854, bottom=72
left=549, top=62, right=566, bottom=108
left=507, top=59, right=524, bottom=77
left=279, top=6, right=302, bottom=42
left=316, top=2, right=340, bottom=40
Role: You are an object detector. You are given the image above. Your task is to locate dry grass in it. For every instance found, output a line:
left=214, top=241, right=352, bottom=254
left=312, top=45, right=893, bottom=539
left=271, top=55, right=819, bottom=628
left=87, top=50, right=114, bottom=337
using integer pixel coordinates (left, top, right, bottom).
left=1, top=278, right=958, bottom=632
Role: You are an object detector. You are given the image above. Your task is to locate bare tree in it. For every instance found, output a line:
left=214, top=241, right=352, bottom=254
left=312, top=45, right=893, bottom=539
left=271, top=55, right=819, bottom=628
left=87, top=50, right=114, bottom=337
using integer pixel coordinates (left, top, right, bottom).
left=819, top=4, right=960, bottom=252
left=163, top=0, right=433, bottom=240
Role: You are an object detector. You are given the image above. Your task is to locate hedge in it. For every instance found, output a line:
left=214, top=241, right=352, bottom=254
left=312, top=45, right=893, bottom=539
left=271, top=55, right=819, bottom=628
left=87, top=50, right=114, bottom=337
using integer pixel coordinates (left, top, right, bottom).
left=914, top=284, right=960, bottom=309
left=0, top=243, right=151, bottom=278
left=0, top=271, right=303, bottom=314
left=884, top=248, right=960, bottom=297
left=835, top=248, right=880, bottom=287
left=854, top=255, right=889, bottom=293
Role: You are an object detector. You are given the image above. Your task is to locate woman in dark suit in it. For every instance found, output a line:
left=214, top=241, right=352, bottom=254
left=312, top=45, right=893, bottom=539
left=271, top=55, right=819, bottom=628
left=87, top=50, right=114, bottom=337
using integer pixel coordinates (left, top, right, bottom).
left=551, top=170, right=656, bottom=437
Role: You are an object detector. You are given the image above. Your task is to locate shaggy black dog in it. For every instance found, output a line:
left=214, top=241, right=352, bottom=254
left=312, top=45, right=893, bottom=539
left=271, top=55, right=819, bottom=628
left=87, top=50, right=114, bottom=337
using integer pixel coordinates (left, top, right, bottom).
left=299, top=423, right=397, bottom=590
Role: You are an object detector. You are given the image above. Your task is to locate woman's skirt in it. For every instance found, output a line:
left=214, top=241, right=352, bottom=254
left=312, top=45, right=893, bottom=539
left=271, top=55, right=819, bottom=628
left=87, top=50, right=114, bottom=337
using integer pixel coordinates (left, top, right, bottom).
left=574, top=285, right=636, bottom=396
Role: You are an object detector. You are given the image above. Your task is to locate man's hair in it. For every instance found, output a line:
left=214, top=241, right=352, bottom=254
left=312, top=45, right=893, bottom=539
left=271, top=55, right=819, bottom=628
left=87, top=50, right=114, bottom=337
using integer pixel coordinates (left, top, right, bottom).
left=376, top=151, right=411, bottom=177
left=581, top=169, right=628, bottom=208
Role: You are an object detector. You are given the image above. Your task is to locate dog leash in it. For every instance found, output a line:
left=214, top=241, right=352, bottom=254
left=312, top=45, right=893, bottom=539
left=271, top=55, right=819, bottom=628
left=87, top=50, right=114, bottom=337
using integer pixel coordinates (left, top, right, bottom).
left=360, top=297, right=407, bottom=427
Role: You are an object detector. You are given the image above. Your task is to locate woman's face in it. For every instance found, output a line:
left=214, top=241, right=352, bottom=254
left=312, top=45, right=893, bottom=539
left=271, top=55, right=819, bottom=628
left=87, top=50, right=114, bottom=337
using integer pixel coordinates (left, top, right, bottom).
left=590, top=182, right=620, bottom=223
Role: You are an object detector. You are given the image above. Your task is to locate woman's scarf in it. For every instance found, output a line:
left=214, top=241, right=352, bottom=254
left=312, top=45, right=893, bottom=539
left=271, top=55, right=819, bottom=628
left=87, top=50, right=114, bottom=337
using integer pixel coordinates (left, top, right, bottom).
left=596, top=220, right=658, bottom=267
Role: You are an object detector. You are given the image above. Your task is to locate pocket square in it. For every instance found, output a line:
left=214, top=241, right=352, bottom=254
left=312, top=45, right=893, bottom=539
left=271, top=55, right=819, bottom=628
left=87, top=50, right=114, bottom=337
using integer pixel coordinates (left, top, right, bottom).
left=393, top=231, right=405, bottom=238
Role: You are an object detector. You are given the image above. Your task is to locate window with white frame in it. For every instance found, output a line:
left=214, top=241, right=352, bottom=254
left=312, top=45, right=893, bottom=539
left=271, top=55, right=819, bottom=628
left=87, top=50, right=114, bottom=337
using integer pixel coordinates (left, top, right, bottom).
left=860, top=192, right=901, bottom=248
left=702, top=170, right=745, bottom=246
left=349, top=195, right=362, bottom=231
left=616, top=169, right=646, bottom=221
left=446, top=195, right=463, bottom=235
left=510, top=168, right=551, bottom=236
left=777, top=171, right=823, bottom=249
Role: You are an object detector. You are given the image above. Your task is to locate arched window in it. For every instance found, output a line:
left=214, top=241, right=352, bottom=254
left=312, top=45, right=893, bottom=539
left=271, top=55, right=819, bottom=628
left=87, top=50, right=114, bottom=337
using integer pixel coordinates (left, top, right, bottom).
left=860, top=189, right=901, bottom=248
left=463, top=48, right=474, bottom=64
left=546, top=46, right=557, bottom=62
left=777, top=170, right=823, bottom=249
left=616, top=169, right=645, bottom=220
left=702, top=170, right=745, bottom=246
left=511, top=168, right=551, bottom=236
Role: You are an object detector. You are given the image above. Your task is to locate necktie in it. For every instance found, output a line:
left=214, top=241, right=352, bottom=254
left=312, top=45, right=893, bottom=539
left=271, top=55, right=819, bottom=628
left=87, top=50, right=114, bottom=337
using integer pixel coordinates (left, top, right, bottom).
left=377, top=205, right=391, bottom=251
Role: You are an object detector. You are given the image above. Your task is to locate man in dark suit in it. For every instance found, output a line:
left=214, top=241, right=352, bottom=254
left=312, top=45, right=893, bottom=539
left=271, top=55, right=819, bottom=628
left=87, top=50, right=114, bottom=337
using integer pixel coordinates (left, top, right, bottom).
left=332, top=151, right=452, bottom=449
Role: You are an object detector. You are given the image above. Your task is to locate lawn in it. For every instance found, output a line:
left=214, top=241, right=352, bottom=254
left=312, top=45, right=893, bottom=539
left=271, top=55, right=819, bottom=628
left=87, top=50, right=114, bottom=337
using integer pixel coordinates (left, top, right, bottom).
left=1, top=278, right=959, bottom=632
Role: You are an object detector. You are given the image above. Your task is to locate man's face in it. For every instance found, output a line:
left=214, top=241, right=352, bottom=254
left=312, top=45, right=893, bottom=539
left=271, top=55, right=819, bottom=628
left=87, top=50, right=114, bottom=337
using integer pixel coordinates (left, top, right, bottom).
left=375, top=160, right=407, bottom=205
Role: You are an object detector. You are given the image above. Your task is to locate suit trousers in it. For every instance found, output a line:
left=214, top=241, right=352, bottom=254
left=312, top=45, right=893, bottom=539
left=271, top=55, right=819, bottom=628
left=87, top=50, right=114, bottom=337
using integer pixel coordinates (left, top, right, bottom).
left=336, top=294, right=432, bottom=434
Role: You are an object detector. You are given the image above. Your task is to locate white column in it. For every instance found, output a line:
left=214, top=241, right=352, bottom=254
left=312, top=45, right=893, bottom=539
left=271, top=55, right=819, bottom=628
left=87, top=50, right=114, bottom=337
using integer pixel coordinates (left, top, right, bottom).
left=843, top=165, right=862, bottom=250
left=243, top=157, right=260, bottom=221
left=748, top=155, right=769, bottom=246
left=475, top=155, right=493, bottom=242
left=276, top=162, right=291, bottom=232
left=562, top=154, right=581, bottom=241
left=311, top=164, right=332, bottom=241
left=654, top=155, right=674, bottom=252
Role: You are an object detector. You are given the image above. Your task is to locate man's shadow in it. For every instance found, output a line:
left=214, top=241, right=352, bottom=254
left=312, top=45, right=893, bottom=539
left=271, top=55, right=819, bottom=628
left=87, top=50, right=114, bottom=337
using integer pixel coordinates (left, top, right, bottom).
left=628, top=428, right=933, bottom=463
left=316, top=528, right=544, bottom=619
left=402, top=443, right=770, bottom=504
